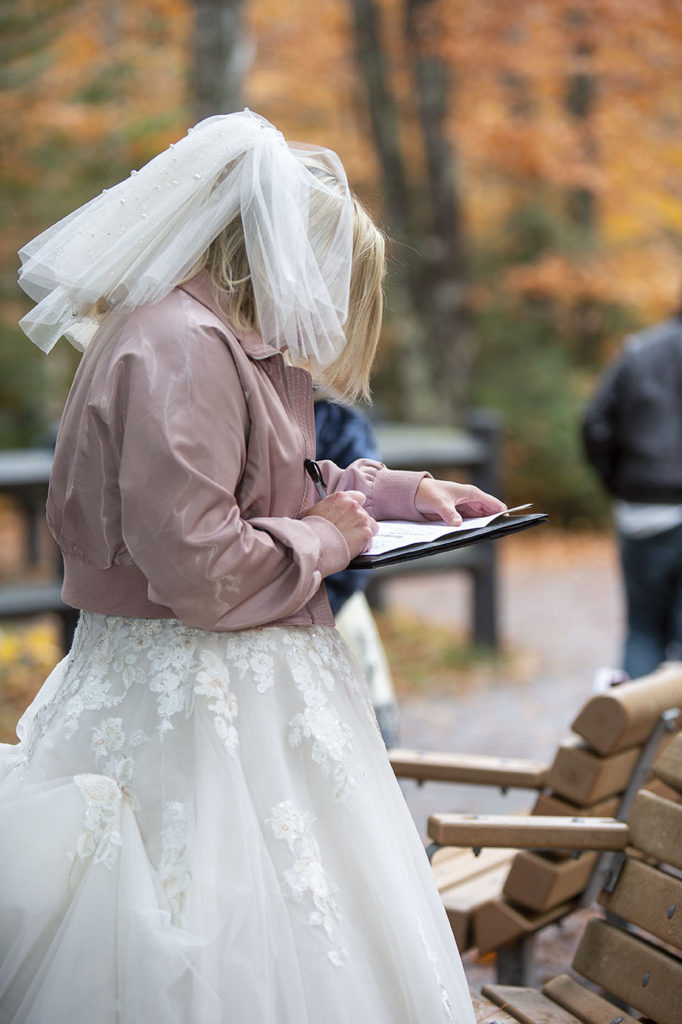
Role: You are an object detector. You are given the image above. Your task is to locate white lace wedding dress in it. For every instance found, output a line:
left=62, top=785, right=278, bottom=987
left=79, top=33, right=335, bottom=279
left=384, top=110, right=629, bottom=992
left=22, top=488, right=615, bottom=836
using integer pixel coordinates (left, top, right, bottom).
left=0, top=613, right=474, bottom=1024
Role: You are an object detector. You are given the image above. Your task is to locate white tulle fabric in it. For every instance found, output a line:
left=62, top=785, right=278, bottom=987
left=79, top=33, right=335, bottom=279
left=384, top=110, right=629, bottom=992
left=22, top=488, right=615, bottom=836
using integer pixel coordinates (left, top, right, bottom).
left=0, top=615, right=474, bottom=1024
left=17, top=110, right=352, bottom=366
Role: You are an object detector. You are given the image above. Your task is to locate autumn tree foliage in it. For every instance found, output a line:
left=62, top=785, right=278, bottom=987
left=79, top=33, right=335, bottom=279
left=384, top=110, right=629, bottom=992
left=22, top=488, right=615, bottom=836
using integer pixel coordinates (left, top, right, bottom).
left=431, top=0, right=682, bottom=517
left=241, top=0, right=682, bottom=518
left=0, top=0, right=192, bottom=440
left=2, top=0, right=682, bottom=521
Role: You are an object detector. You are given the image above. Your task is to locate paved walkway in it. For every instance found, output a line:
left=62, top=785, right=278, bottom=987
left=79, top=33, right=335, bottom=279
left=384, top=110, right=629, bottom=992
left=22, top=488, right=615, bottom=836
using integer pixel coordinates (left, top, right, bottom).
left=387, top=531, right=623, bottom=825
left=382, top=530, right=624, bottom=986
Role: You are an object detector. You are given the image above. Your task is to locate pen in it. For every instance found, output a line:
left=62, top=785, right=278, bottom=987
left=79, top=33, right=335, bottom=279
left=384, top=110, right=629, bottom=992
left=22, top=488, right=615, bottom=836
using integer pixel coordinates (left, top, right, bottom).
left=304, top=459, right=328, bottom=501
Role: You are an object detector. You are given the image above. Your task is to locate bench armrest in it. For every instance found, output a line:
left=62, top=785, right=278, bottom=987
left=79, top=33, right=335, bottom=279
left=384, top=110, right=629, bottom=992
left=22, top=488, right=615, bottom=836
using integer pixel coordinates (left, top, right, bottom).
left=390, top=748, right=549, bottom=789
left=427, top=813, right=630, bottom=851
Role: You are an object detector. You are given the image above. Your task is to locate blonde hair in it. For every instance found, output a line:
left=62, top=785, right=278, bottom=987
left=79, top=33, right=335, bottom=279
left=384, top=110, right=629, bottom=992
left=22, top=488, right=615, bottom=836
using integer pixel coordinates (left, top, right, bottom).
left=190, top=158, right=385, bottom=403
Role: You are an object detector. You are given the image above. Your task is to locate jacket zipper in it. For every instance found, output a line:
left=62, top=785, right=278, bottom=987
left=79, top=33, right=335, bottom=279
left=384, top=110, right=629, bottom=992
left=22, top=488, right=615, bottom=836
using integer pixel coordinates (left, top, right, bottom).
left=281, top=359, right=316, bottom=625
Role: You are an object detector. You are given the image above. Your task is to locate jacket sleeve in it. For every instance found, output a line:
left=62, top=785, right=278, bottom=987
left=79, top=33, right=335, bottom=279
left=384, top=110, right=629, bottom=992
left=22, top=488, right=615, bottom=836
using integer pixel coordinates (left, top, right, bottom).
left=318, top=458, right=432, bottom=521
left=581, top=358, right=624, bottom=492
left=313, top=400, right=423, bottom=615
left=114, top=319, right=350, bottom=631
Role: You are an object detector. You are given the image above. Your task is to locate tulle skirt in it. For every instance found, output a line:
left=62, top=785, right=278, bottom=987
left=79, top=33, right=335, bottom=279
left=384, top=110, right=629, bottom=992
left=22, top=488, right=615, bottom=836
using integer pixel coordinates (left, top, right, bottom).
left=0, top=613, right=474, bottom=1024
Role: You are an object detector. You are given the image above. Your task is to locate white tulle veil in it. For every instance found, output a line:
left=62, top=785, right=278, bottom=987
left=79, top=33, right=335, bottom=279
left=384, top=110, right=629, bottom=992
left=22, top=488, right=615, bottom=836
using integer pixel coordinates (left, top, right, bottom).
left=17, top=109, right=353, bottom=366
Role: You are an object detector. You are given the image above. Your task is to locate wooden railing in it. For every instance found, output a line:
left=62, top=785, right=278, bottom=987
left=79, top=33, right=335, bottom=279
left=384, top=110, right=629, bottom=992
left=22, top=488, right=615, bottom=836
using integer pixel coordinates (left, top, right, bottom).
left=372, top=410, right=502, bottom=648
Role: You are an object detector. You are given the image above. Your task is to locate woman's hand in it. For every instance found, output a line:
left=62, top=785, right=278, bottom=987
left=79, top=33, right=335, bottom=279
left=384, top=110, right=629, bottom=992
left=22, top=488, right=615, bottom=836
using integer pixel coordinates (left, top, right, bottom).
left=303, top=490, right=378, bottom=559
left=415, top=478, right=507, bottom=527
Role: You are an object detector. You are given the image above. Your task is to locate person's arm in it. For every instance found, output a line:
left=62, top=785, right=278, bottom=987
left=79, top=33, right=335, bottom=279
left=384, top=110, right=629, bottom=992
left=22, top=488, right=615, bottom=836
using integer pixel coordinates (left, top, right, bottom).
left=317, top=458, right=430, bottom=520
left=316, top=459, right=506, bottom=526
left=582, top=358, right=624, bottom=491
left=114, top=319, right=352, bottom=631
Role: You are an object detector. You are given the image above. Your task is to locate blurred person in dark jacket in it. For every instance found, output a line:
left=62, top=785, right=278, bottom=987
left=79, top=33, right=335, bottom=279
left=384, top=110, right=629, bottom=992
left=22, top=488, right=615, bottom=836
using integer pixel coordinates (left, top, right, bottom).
left=582, top=313, right=682, bottom=677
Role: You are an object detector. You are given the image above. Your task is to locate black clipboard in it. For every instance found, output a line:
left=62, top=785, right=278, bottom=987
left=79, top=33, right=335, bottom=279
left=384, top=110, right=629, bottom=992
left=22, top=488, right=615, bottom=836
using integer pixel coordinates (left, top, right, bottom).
left=349, top=512, right=548, bottom=569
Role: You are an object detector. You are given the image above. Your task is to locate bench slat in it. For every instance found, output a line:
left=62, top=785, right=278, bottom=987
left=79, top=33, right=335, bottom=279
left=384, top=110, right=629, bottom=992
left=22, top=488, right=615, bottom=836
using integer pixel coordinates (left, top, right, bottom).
left=571, top=662, right=682, bottom=755
left=431, top=845, right=515, bottom=892
left=474, top=899, right=575, bottom=956
left=546, top=741, right=641, bottom=806
left=599, top=856, right=682, bottom=949
left=503, top=851, right=598, bottom=913
left=653, top=730, right=682, bottom=794
left=541, top=973, right=640, bottom=1024
left=481, top=984, right=582, bottom=1024
left=470, top=988, right=520, bottom=1024
left=390, top=749, right=549, bottom=788
left=628, top=789, right=682, bottom=869
left=531, top=793, right=620, bottom=818
left=441, top=863, right=510, bottom=951
left=427, top=814, right=629, bottom=851
left=573, top=918, right=682, bottom=1024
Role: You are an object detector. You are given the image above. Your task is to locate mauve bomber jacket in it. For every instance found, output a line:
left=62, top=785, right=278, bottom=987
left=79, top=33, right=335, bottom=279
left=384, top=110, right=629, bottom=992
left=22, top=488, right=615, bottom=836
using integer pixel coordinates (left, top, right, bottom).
left=46, top=271, right=430, bottom=631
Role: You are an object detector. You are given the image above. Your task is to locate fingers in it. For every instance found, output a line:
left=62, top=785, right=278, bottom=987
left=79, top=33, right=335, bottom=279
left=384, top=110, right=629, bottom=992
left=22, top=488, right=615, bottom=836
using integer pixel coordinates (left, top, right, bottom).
left=415, top=478, right=507, bottom=524
left=302, top=490, right=377, bottom=557
left=414, top=479, right=463, bottom=524
left=337, top=492, right=377, bottom=536
left=339, top=490, right=367, bottom=505
left=431, top=501, right=462, bottom=527
left=304, top=490, right=368, bottom=518
left=454, top=486, right=507, bottom=517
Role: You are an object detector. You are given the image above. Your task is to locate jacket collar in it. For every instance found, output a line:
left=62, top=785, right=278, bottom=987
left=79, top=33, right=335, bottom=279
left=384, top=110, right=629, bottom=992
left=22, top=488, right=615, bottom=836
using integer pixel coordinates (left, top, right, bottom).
left=178, top=271, right=281, bottom=362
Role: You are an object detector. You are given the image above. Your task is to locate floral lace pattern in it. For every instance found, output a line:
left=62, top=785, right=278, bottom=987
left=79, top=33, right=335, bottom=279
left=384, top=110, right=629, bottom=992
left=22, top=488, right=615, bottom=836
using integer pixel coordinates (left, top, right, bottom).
left=90, top=717, right=148, bottom=806
left=70, top=773, right=122, bottom=873
left=268, top=800, right=348, bottom=967
left=0, top=614, right=475, bottom=1020
left=35, top=616, right=199, bottom=745
left=194, top=650, right=239, bottom=752
left=159, top=801, right=192, bottom=926
left=282, top=629, right=358, bottom=802
left=215, top=629, right=277, bottom=695
left=17, top=617, right=367, bottom=788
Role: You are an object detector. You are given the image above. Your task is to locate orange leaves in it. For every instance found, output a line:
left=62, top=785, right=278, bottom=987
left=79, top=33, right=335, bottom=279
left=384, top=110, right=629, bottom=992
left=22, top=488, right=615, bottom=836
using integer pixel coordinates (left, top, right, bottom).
left=6, top=0, right=682, bottom=326
left=504, top=254, right=607, bottom=304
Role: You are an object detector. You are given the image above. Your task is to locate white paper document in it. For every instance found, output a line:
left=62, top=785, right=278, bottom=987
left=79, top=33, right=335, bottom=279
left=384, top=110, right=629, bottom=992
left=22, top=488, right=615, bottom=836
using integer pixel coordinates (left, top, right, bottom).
left=364, top=504, right=533, bottom=557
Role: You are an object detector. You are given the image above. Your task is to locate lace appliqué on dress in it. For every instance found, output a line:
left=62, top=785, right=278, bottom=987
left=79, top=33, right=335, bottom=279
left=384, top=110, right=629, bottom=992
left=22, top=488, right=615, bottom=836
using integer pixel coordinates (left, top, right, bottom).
left=215, top=629, right=277, bottom=694
left=268, top=800, right=348, bottom=967
left=63, top=615, right=140, bottom=738
left=283, top=629, right=358, bottom=803
left=69, top=773, right=123, bottom=873
left=159, top=801, right=192, bottom=926
left=194, top=650, right=239, bottom=752
left=27, top=616, right=198, bottom=750
left=90, top=717, right=148, bottom=806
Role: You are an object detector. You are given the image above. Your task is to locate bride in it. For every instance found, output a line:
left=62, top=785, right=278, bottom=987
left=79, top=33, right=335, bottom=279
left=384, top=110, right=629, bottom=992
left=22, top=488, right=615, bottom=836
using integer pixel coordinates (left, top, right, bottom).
left=0, top=110, right=504, bottom=1023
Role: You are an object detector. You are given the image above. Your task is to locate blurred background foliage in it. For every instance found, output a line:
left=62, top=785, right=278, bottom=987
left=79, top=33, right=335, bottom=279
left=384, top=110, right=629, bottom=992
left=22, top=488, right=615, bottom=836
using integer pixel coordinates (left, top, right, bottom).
left=2, top=0, right=682, bottom=525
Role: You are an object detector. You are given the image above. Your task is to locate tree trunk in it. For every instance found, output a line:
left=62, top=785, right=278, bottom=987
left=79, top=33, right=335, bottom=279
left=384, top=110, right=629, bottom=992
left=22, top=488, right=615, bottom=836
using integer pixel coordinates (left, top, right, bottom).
left=349, top=0, right=472, bottom=424
left=192, top=0, right=250, bottom=121
left=348, top=0, right=435, bottom=421
left=564, top=9, right=597, bottom=233
left=405, top=0, right=474, bottom=421
left=564, top=6, right=599, bottom=361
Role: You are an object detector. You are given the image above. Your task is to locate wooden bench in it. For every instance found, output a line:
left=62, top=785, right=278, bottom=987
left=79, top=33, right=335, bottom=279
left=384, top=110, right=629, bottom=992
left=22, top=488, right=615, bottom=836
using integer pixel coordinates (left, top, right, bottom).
left=471, top=726, right=682, bottom=1023
left=390, top=662, right=682, bottom=982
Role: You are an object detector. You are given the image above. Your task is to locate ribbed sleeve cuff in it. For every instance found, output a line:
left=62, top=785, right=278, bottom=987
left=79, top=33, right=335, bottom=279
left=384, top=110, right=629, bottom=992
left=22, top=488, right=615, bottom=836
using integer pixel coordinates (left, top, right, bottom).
left=303, top=515, right=352, bottom=578
left=370, top=468, right=432, bottom=521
